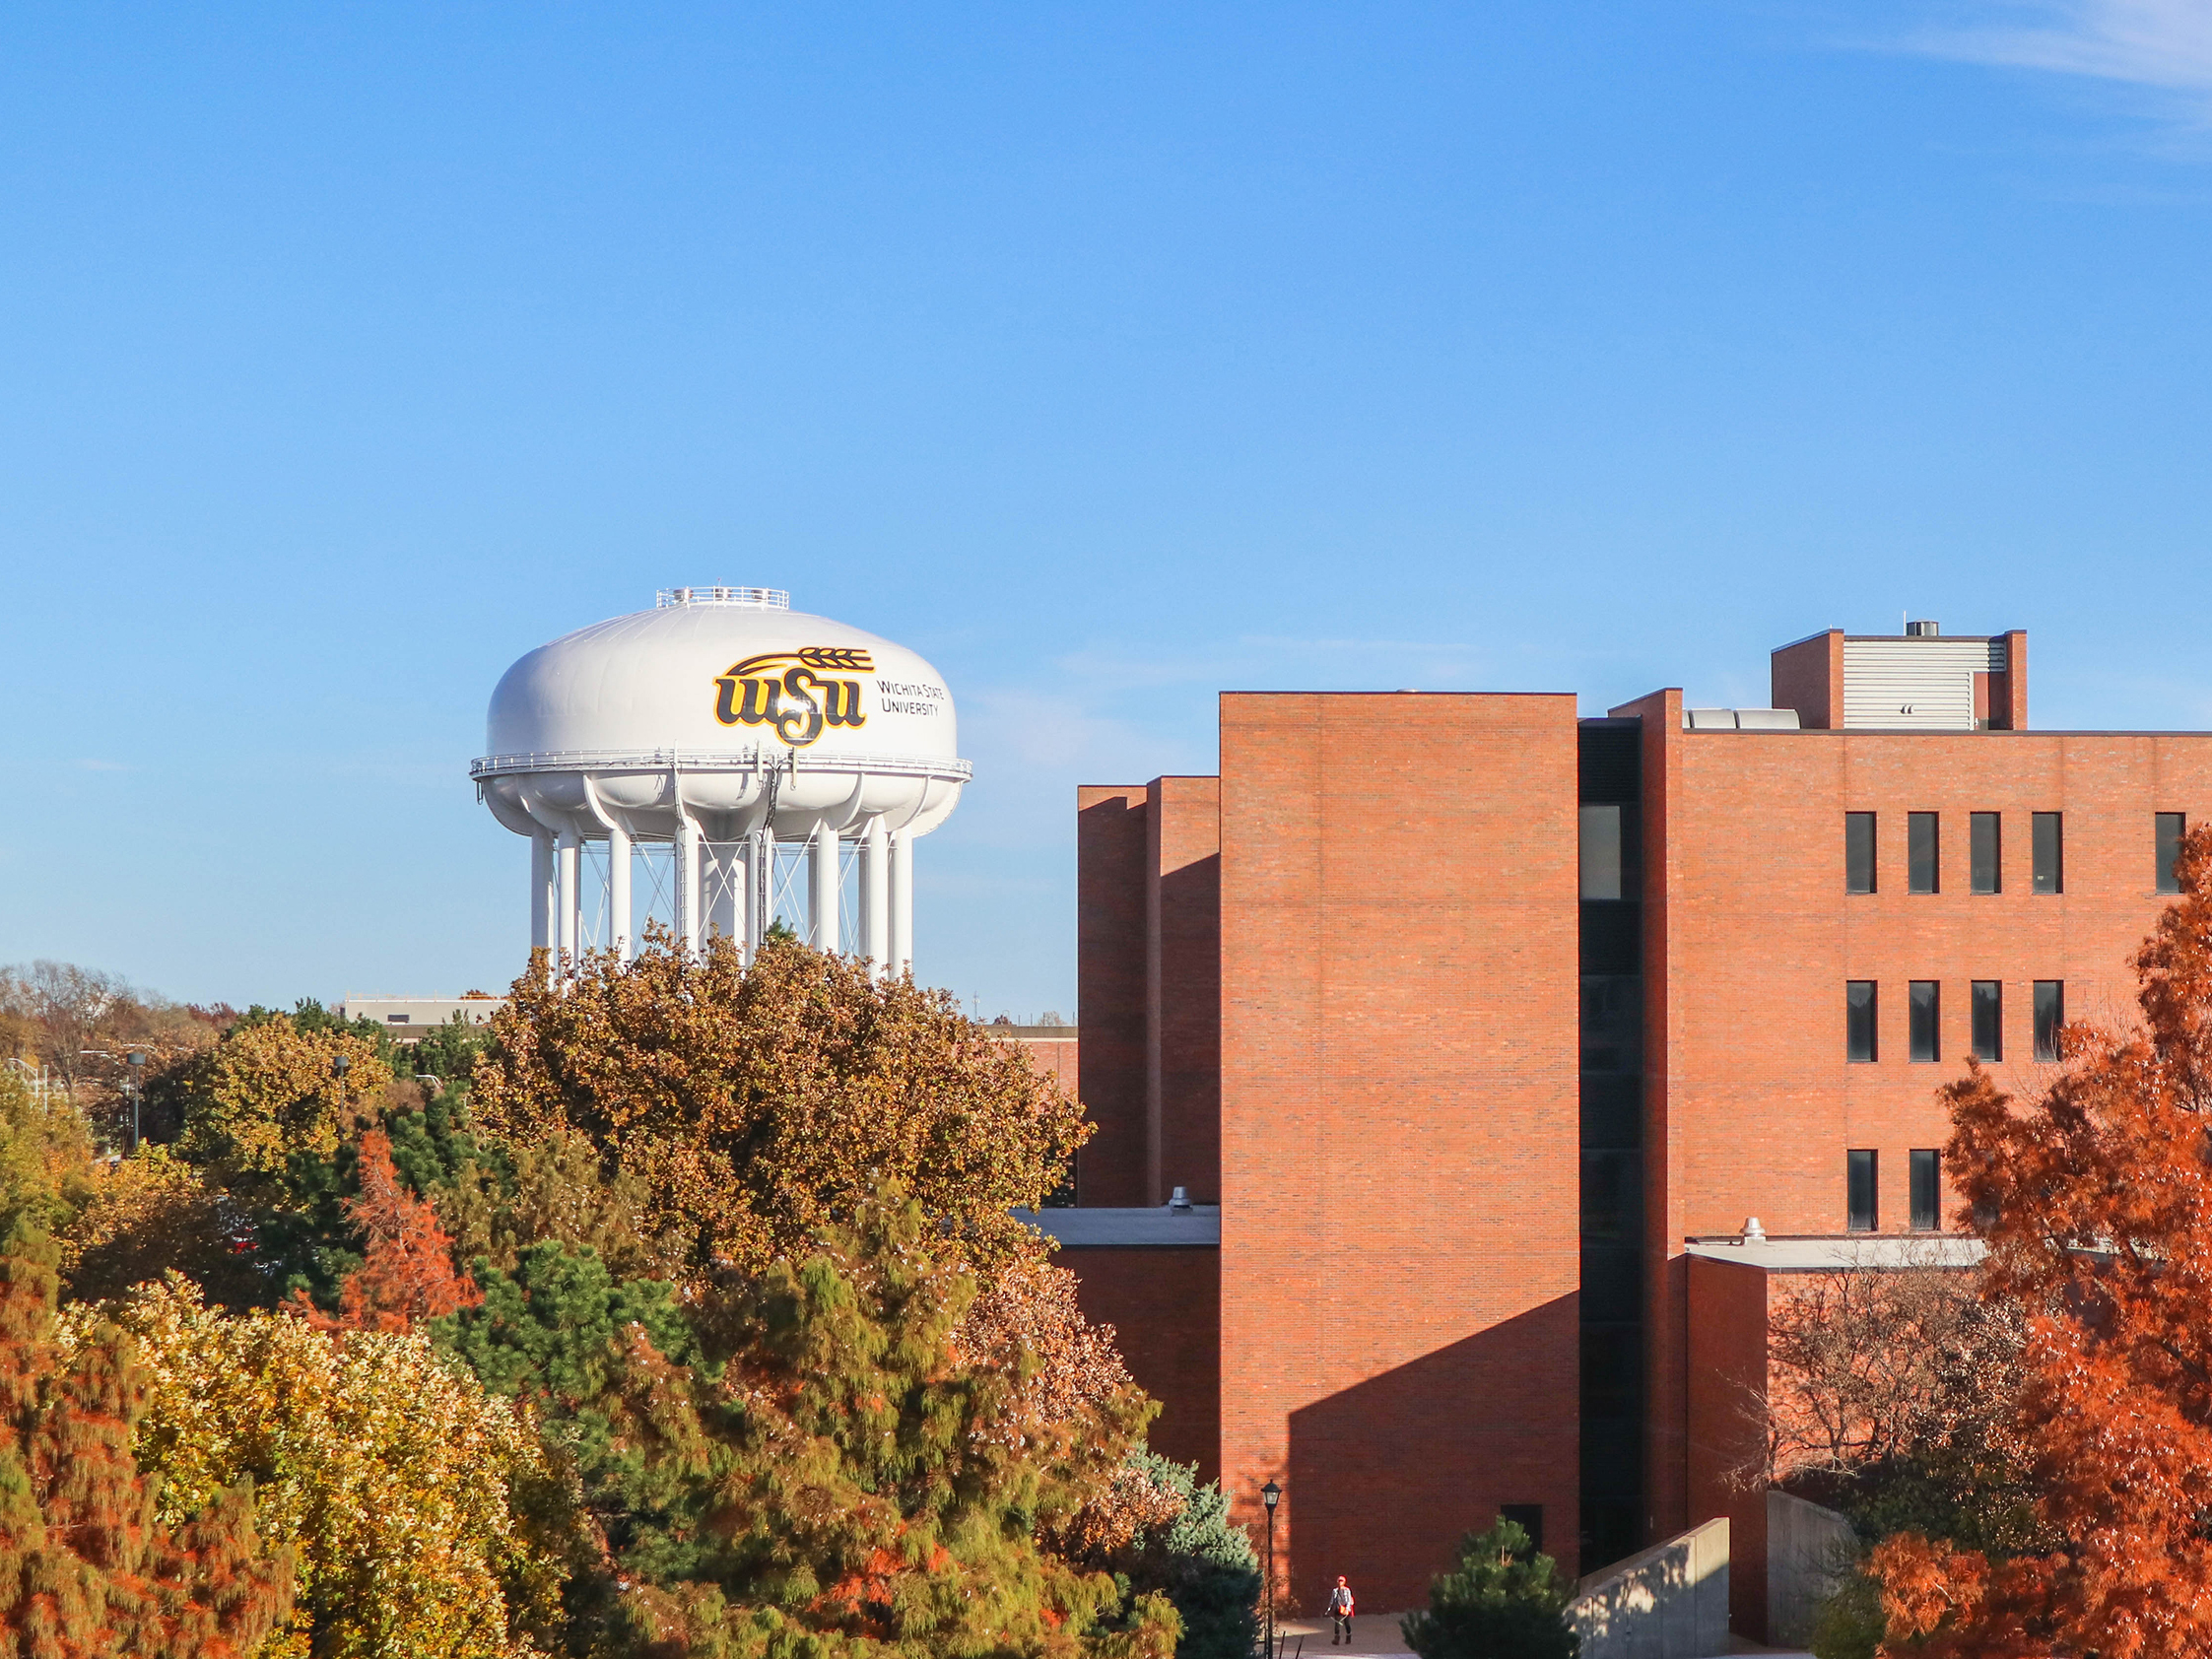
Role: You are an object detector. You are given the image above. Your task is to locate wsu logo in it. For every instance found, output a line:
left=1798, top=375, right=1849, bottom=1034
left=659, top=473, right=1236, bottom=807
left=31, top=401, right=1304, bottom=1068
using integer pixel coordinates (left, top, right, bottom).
left=713, top=647, right=872, bottom=747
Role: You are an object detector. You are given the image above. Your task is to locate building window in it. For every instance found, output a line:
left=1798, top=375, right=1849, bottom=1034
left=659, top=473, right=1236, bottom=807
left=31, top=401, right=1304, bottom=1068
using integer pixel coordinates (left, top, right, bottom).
left=1846, top=981, right=1878, bottom=1062
left=2033, top=812, right=2063, bottom=895
left=1909, top=813, right=1939, bottom=895
left=1847, top=1150, right=1878, bottom=1232
left=1971, top=812, right=2001, bottom=895
left=1910, top=1149, right=1940, bottom=1231
left=1845, top=813, right=1876, bottom=895
left=1909, top=980, right=1940, bottom=1062
left=1971, top=980, right=2002, bottom=1061
left=2158, top=813, right=2186, bottom=896
left=2035, top=980, right=2065, bottom=1061
left=1580, top=804, right=1624, bottom=900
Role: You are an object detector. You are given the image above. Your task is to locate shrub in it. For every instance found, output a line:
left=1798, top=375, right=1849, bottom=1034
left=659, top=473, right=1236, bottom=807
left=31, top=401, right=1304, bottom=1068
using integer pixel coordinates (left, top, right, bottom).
left=1400, top=1517, right=1577, bottom=1659
left=1105, top=1452, right=1260, bottom=1659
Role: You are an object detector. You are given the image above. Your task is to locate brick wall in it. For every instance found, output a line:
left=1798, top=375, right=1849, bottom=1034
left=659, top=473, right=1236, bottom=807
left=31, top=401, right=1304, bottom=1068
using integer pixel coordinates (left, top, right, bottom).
left=1770, top=632, right=1843, bottom=729
left=1063, top=1245, right=1223, bottom=1477
left=1648, top=730, right=2212, bottom=1545
left=1150, top=777, right=1223, bottom=1206
left=1685, top=1255, right=1773, bottom=1638
left=1218, top=691, right=1584, bottom=1606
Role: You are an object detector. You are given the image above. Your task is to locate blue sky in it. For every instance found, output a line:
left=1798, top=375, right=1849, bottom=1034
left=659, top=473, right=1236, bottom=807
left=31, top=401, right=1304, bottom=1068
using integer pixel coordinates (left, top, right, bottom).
left=3, top=2, right=2209, bottom=1019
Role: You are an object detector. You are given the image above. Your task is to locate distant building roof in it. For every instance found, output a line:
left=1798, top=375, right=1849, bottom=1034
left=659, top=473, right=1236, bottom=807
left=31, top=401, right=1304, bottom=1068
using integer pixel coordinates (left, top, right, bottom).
left=1685, top=1233, right=1984, bottom=1273
left=1017, top=1206, right=1220, bottom=1248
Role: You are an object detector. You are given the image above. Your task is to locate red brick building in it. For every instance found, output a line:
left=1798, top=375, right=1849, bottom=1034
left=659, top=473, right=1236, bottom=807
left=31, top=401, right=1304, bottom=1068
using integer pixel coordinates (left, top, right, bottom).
left=1027, top=624, right=2212, bottom=1623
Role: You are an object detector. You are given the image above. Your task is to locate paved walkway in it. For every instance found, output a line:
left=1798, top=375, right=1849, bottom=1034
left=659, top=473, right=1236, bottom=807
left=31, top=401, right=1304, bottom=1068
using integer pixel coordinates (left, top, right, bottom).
left=1269, top=1613, right=1807, bottom=1659
left=1271, top=1613, right=1419, bottom=1659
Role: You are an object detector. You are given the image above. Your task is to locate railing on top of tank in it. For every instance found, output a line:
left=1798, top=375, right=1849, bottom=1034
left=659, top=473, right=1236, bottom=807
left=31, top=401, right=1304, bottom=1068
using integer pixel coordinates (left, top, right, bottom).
left=469, top=748, right=972, bottom=781
left=655, top=586, right=790, bottom=609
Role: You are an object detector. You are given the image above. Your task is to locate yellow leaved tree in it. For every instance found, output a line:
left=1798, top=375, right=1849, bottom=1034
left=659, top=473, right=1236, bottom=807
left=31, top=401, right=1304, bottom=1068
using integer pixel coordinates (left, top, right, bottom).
left=176, top=1015, right=392, bottom=1199
left=66, top=1279, right=567, bottom=1659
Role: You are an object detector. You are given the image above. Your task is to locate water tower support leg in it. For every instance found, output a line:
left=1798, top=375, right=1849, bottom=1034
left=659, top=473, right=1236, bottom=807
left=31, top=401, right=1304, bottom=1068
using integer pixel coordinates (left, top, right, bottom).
left=608, top=824, right=633, bottom=962
left=862, top=818, right=889, bottom=976
left=738, top=844, right=756, bottom=960
left=751, top=830, right=773, bottom=948
left=557, top=828, right=581, bottom=971
left=810, top=826, right=839, bottom=953
left=890, top=833, right=913, bottom=978
left=676, top=819, right=704, bottom=957
left=530, top=830, right=555, bottom=954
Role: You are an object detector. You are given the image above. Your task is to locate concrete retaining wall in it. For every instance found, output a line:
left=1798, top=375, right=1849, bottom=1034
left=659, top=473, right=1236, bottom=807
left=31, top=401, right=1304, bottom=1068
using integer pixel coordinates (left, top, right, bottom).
left=1767, top=1491, right=1856, bottom=1648
left=1568, top=1517, right=1730, bottom=1659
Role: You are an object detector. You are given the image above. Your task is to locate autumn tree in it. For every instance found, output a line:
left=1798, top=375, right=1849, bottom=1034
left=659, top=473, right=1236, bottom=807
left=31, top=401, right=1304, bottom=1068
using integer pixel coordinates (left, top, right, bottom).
left=0, top=961, right=227, bottom=1147
left=296, top=1129, right=483, bottom=1333
left=1873, top=824, right=2212, bottom=1657
left=436, top=1196, right=1174, bottom=1659
left=90, top=1276, right=564, bottom=1659
left=0, top=1226, right=294, bottom=1657
left=469, top=933, right=1089, bottom=1279
left=1754, top=1261, right=2042, bottom=1560
left=0, top=1062, right=94, bottom=1236
left=435, top=1121, right=681, bottom=1287
left=0, top=960, right=137, bottom=1098
left=58, top=1146, right=267, bottom=1307
left=176, top=1012, right=393, bottom=1198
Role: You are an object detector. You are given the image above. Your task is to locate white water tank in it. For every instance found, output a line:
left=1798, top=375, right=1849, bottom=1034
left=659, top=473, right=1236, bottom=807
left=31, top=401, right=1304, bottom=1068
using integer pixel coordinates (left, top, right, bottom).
left=473, top=587, right=970, bottom=971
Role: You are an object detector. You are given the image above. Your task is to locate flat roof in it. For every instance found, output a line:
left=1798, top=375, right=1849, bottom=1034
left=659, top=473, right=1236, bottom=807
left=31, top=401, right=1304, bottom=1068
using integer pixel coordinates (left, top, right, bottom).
left=1685, top=1234, right=1984, bottom=1273
left=1017, top=1206, right=1221, bottom=1248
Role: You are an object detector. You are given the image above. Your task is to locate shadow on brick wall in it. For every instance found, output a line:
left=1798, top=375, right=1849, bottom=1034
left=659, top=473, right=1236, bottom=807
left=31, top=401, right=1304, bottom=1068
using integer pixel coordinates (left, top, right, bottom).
left=1285, top=1292, right=1580, bottom=1612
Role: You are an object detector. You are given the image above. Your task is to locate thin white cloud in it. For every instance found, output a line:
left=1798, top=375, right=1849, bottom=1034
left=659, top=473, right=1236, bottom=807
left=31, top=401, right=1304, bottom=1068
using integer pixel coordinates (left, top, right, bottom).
left=1911, top=2, right=2212, bottom=100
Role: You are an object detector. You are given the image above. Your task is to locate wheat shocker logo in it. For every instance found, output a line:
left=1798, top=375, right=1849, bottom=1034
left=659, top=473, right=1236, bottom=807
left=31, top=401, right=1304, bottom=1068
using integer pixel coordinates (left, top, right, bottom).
left=712, top=646, right=873, bottom=747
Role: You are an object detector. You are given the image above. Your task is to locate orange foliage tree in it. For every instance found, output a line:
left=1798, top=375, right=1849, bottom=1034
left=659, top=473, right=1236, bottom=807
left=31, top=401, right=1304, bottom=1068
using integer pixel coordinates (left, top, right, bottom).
left=1874, top=825, right=2212, bottom=1657
left=297, top=1130, right=481, bottom=1333
left=0, top=1227, right=293, bottom=1656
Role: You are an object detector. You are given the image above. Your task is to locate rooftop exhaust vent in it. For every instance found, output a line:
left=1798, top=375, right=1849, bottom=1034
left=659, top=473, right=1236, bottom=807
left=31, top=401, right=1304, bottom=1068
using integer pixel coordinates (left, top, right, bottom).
left=1906, top=619, right=1941, bottom=637
left=655, top=586, right=790, bottom=610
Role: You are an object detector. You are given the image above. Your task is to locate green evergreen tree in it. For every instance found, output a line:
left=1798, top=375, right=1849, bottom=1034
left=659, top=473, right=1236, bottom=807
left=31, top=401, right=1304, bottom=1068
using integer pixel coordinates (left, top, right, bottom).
left=438, top=1198, right=1178, bottom=1659
left=1108, top=1452, right=1259, bottom=1659
left=1400, top=1517, right=1578, bottom=1659
left=407, top=1012, right=492, bottom=1087
left=0, top=1223, right=293, bottom=1656
left=432, top=1236, right=708, bottom=1642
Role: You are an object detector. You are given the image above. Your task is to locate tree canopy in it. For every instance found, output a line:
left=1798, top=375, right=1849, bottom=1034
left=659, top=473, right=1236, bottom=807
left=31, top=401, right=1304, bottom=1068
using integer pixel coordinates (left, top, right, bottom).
left=0, top=1227, right=294, bottom=1657
left=469, top=934, right=1089, bottom=1278
left=0, top=935, right=1256, bottom=1659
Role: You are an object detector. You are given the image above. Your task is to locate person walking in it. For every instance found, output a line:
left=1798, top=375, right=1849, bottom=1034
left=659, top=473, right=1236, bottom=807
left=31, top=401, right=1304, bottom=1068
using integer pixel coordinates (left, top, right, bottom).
left=1327, top=1576, right=1355, bottom=1645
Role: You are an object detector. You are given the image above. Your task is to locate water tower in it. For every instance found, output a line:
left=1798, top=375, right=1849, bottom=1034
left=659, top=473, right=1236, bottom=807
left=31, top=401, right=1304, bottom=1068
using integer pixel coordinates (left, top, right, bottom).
left=472, top=587, right=968, bottom=973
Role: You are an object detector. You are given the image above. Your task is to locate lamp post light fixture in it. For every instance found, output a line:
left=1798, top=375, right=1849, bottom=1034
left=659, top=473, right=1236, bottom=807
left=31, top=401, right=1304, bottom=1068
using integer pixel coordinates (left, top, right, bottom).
left=1261, top=1479, right=1281, bottom=1659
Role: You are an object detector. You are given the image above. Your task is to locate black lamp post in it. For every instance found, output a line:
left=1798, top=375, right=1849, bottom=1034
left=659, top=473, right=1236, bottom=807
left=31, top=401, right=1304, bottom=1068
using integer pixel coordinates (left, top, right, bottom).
left=1262, top=1479, right=1281, bottom=1659
left=332, top=1053, right=351, bottom=1115
left=125, top=1051, right=145, bottom=1152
